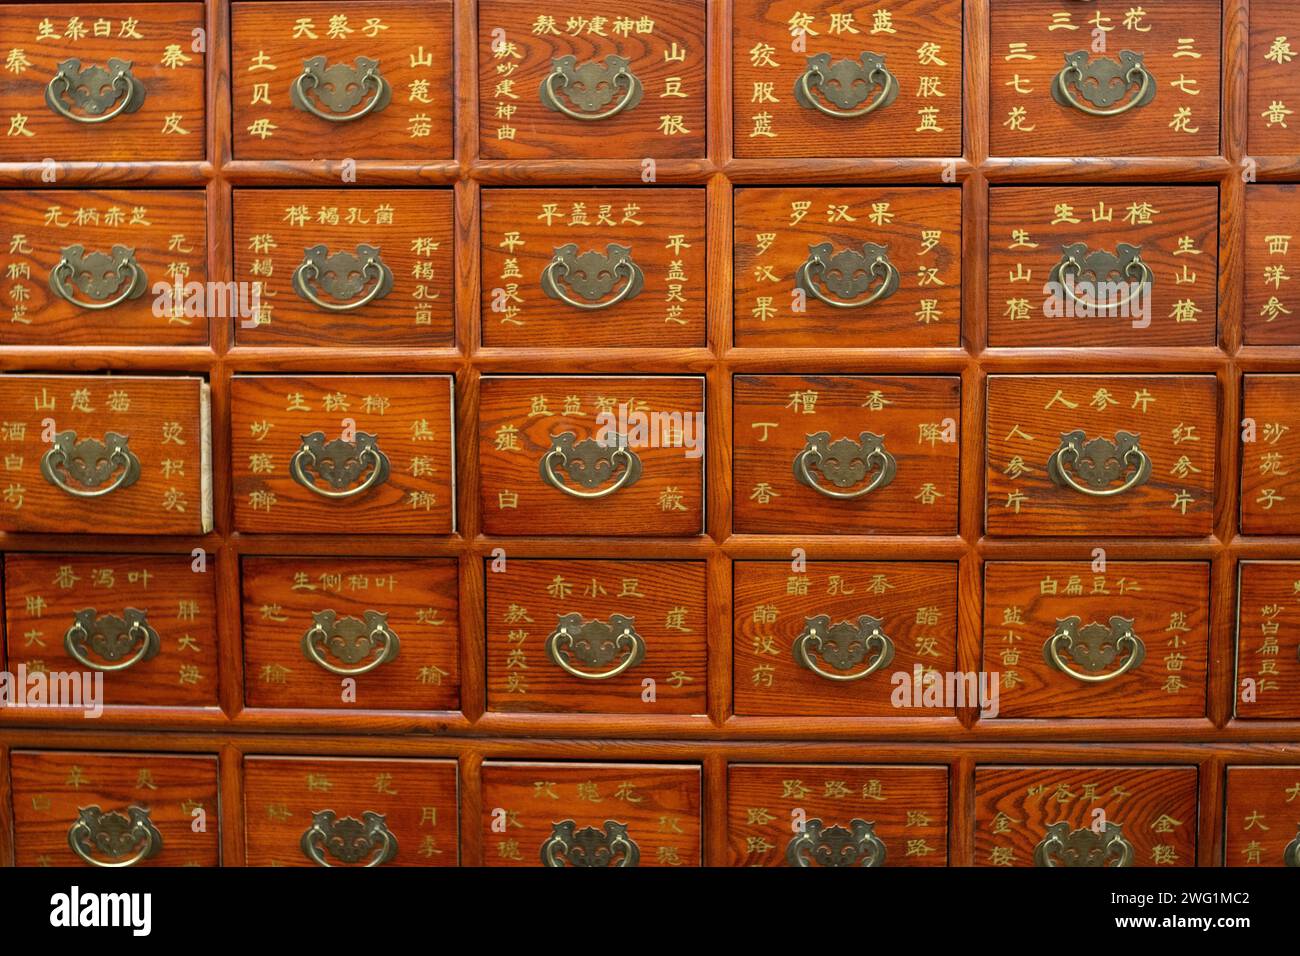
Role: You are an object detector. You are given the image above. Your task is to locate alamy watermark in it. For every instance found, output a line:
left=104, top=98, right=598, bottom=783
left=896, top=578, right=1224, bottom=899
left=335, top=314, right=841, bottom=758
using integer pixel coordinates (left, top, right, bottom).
left=151, top=279, right=263, bottom=326
left=890, top=664, right=1000, bottom=718
left=0, top=665, right=103, bottom=718
left=1041, top=274, right=1153, bottom=329
left=593, top=403, right=704, bottom=459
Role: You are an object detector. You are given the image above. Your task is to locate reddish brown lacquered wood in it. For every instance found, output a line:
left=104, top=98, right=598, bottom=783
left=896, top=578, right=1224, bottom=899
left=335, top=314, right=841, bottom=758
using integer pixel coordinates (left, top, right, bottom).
left=1222, top=764, right=1300, bottom=866
left=1246, top=0, right=1300, bottom=157
left=1235, top=560, right=1300, bottom=719
left=1243, top=185, right=1300, bottom=345
left=1241, top=374, right=1300, bottom=534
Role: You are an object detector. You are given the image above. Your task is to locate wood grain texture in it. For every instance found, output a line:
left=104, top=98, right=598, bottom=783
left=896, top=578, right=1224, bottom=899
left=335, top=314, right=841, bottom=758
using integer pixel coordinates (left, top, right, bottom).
left=1222, top=764, right=1300, bottom=866
left=1241, top=374, right=1300, bottom=533
left=1235, top=561, right=1300, bottom=719
left=1245, top=0, right=1300, bottom=156
left=1243, top=186, right=1300, bottom=344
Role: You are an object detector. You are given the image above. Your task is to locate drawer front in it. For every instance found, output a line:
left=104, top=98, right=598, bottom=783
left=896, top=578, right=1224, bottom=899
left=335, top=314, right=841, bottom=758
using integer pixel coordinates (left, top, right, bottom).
left=481, top=761, right=701, bottom=867
left=1248, top=1, right=1300, bottom=155
left=1244, top=185, right=1300, bottom=345
left=983, top=561, right=1210, bottom=719
left=485, top=558, right=706, bottom=714
left=477, top=0, right=707, bottom=160
left=1242, top=375, right=1300, bottom=533
left=1236, top=561, right=1300, bottom=719
left=233, top=188, right=454, bottom=348
left=985, top=374, right=1217, bottom=537
left=733, top=375, right=960, bottom=535
left=0, top=190, right=207, bottom=346
left=4, top=552, right=218, bottom=708
left=733, top=187, right=961, bottom=348
left=478, top=375, right=705, bottom=536
left=732, top=0, right=963, bottom=158
left=244, top=756, right=458, bottom=866
left=988, top=185, right=1219, bottom=347
left=975, top=765, right=1198, bottom=867
left=989, top=0, right=1220, bottom=157
left=231, top=1, right=453, bottom=161
left=242, top=556, right=459, bottom=711
left=0, top=3, right=205, bottom=161
left=727, top=764, right=949, bottom=866
left=733, top=560, right=958, bottom=717
left=0, top=375, right=211, bottom=535
left=230, top=375, right=454, bottom=534
left=1223, top=766, right=1300, bottom=867
left=10, top=750, right=219, bottom=867
left=480, top=188, right=707, bottom=349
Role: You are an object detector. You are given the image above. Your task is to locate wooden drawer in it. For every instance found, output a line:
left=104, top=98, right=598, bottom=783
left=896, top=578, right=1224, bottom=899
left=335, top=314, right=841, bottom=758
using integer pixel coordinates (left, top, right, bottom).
left=241, top=556, right=458, bottom=711
left=4, top=552, right=218, bottom=709
left=975, top=765, right=1198, bottom=867
left=476, top=0, right=707, bottom=160
left=733, top=375, right=960, bottom=535
left=10, top=750, right=219, bottom=866
left=727, top=764, right=949, bottom=866
left=733, top=187, right=961, bottom=348
left=485, top=558, right=706, bottom=714
left=1244, top=185, right=1300, bottom=345
left=480, top=761, right=700, bottom=867
left=0, top=374, right=212, bottom=535
left=1242, top=375, right=1300, bottom=534
left=985, top=374, right=1217, bottom=537
left=478, top=375, right=704, bottom=537
left=230, top=1, right=453, bottom=161
left=0, top=3, right=205, bottom=162
left=732, top=0, right=962, bottom=158
left=0, top=190, right=207, bottom=346
left=988, top=185, right=1219, bottom=348
left=233, top=188, right=454, bottom=348
left=989, top=0, right=1220, bottom=158
left=733, top=560, right=958, bottom=717
left=1247, top=1, right=1300, bottom=155
left=230, top=375, right=454, bottom=534
left=1235, top=561, right=1300, bottom=719
left=1223, top=766, right=1300, bottom=867
left=243, top=756, right=458, bottom=866
left=480, top=188, right=707, bottom=349
left=983, top=561, right=1210, bottom=719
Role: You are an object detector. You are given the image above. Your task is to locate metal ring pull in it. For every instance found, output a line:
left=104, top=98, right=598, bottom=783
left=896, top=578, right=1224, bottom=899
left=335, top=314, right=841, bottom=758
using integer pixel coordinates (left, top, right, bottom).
left=539, top=431, right=643, bottom=499
left=540, top=243, right=644, bottom=311
left=1034, top=821, right=1134, bottom=867
left=544, top=612, right=646, bottom=680
left=290, top=431, right=391, bottom=499
left=292, top=244, right=394, bottom=312
left=64, top=608, right=161, bottom=672
left=1285, top=827, right=1300, bottom=867
left=1051, top=50, right=1155, bottom=117
left=49, top=245, right=148, bottom=311
left=541, top=820, right=640, bottom=867
left=45, top=58, right=146, bottom=124
left=291, top=56, right=391, bottom=122
left=1048, top=242, right=1153, bottom=312
left=1043, top=616, right=1145, bottom=684
left=1046, top=430, right=1151, bottom=497
left=40, top=430, right=141, bottom=499
left=301, top=609, right=400, bottom=676
left=67, top=806, right=163, bottom=867
left=794, top=431, right=896, bottom=499
left=787, top=818, right=886, bottom=867
left=793, top=613, right=895, bottom=682
left=795, top=241, right=899, bottom=309
left=540, top=55, right=643, bottom=121
left=794, top=51, right=898, bottom=118
left=300, top=810, right=398, bottom=867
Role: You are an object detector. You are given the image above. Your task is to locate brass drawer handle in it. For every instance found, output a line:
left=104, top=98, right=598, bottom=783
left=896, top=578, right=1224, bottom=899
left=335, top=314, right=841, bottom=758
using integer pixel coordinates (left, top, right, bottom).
left=292, top=244, right=394, bottom=312
left=65, top=608, right=161, bottom=672
left=1043, top=615, right=1145, bottom=684
left=1048, top=242, right=1153, bottom=311
left=41, top=430, right=141, bottom=498
left=1046, top=430, right=1151, bottom=497
left=540, top=432, right=642, bottom=499
left=540, top=55, right=643, bottom=121
left=49, top=245, right=148, bottom=311
left=301, top=609, right=400, bottom=676
left=787, top=818, right=886, bottom=867
left=795, top=241, right=899, bottom=309
left=545, top=612, right=645, bottom=680
left=291, top=56, right=391, bottom=122
left=1286, top=827, right=1300, bottom=867
left=793, top=613, right=895, bottom=682
left=300, top=810, right=398, bottom=867
left=794, top=431, right=896, bottom=499
left=45, top=58, right=146, bottom=124
left=1051, top=50, right=1155, bottom=117
left=290, top=431, right=391, bottom=499
left=541, top=820, right=639, bottom=867
left=795, top=52, right=898, bottom=118
left=1034, top=821, right=1134, bottom=867
left=541, top=243, right=644, bottom=310
left=68, top=806, right=163, bottom=867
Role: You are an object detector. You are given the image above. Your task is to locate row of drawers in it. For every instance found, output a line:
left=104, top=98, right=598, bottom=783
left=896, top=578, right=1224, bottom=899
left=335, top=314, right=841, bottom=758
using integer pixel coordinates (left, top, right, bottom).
left=7, top=750, right=1298, bottom=867
left=3, top=0, right=1292, bottom=161
left=3, top=552, right=1299, bottom=719
left=6, top=182, right=1298, bottom=350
